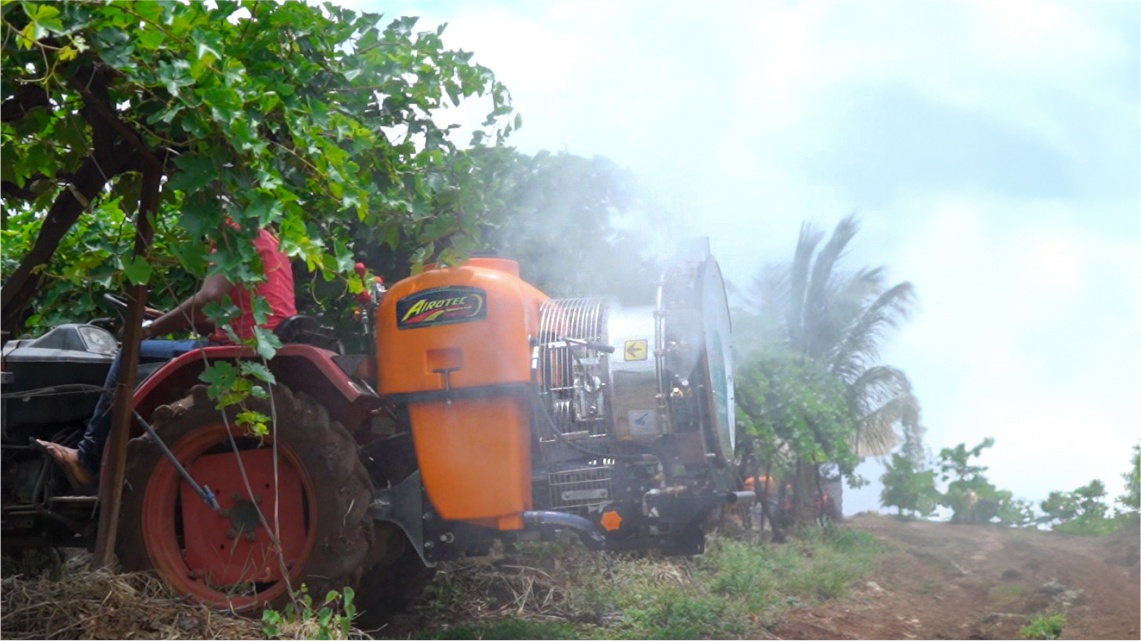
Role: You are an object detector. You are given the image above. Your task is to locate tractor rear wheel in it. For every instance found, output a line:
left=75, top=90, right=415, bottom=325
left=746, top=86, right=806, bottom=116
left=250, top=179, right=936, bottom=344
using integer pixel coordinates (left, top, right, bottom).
left=117, top=384, right=373, bottom=612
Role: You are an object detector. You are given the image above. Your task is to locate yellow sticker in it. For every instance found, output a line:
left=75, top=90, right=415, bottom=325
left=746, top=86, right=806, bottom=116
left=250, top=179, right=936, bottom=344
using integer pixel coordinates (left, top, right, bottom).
left=624, top=339, right=648, bottom=361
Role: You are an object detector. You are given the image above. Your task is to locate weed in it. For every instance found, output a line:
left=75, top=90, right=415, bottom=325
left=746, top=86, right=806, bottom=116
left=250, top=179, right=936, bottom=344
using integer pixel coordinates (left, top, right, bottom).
left=395, top=524, right=883, bottom=639
left=262, top=585, right=356, bottom=640
left=990, top=582, right=1026, bottom=599
left=771, top=526, right=879, bottom=601
left=419, top=568, right=473, bottom=618
left=620, top=587, right=745, bottom=640
left=1019, top=613, right=1066, bottom=640
left=707, top=539, right=778, bottom=611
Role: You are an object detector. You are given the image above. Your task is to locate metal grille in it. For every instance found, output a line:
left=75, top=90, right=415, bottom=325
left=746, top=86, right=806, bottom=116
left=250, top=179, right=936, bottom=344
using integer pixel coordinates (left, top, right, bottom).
left=537, top=298, right=609, bottom=440
left=547, top=466, right=613, bottom=513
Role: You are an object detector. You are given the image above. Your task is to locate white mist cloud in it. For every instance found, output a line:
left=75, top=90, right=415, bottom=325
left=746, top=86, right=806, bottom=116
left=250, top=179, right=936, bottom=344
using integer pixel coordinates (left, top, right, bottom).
left=344, top=0, right=1139, bottom=511
left=880, top=190, right=1139, bottom=504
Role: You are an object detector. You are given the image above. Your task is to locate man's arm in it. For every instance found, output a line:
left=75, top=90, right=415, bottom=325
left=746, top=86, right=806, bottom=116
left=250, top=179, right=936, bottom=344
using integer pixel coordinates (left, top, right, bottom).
left=141, top=273, right=233, bottom=340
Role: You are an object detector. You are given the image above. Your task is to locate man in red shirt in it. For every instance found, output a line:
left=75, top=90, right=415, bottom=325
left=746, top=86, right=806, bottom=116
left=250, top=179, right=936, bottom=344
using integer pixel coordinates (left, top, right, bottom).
left=35, top=228, right=296, bottom=488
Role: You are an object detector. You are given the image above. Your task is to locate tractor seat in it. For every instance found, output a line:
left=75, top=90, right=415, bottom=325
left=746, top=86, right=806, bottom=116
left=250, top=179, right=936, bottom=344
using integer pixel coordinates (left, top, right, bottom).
left=273, top=315, right=342, bottom=353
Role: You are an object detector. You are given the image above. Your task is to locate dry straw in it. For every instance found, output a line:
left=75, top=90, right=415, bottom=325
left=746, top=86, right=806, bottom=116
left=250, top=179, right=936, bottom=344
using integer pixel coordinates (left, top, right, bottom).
left=1, top=552, right=261, bottom=640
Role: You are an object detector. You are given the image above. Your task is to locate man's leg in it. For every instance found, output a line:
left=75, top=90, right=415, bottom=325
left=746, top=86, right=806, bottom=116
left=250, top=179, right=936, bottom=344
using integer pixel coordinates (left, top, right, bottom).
left=38, top=338, right=210, bottom=487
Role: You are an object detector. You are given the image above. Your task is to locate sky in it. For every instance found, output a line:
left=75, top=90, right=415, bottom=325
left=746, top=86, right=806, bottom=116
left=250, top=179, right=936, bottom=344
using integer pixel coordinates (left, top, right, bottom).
left=343, top=0, right=1140, bottom=514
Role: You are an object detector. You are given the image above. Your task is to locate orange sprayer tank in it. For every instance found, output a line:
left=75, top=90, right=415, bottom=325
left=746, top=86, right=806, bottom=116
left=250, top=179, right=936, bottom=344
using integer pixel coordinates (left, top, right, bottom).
left=375, top=258, right=548, bottom=531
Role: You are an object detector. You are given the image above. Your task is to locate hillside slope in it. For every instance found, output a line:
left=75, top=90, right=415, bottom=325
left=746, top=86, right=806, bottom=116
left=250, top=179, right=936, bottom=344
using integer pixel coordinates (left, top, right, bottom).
left=771, top=514, right=1140, bottom=640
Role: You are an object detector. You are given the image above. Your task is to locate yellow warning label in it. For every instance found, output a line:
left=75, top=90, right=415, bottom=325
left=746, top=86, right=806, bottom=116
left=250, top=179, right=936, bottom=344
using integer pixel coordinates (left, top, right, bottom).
left=624, top=339, right=648, bottom=361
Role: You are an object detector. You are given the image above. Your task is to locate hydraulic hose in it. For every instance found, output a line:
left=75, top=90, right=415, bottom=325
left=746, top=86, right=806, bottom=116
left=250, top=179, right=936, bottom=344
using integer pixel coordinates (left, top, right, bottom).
left=523, top=510, right=607, bottom=550
left=132, top=409, right=220, bottom=511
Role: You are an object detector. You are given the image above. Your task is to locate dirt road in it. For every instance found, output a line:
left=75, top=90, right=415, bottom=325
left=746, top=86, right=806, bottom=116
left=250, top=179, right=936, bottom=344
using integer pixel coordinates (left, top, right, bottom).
left=771, top=514, right=1140, bottom=640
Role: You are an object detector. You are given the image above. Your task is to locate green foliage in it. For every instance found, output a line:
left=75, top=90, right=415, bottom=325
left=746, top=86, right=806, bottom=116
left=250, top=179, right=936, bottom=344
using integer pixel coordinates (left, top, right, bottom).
left=262, top=586, right=356, bottom=640
left=738, top=214, right=919, bottom=460
left=941, top=478, right=1012, bottom=523
left=929, top=440, right=1136, bottom=532
left=1119, top=444, right=1140, bottom=515
left=774, top=526, right=881, bottom=600
left=3, top=0, right=513, bottom=338
left=1019, top=613, right=1066, bottom=640
left=707, top=538, right=781, bottom=612
left=610, top=529, right=877, bottom=639
left=996, top=497, right=1039, bottom=528
left=621, top=586, right=745, bottom=640
left=734, top=215, right=919, bottom=530
left=735, top=349, right=861, bottom=529
left=0, top=200, right=194, bottom=336
left=880, top=452, right=939, bottom=517
left=735, top=350, right=859, bottom=481
left=937, top=438, right=994, bottom=484
left=1039, top=479, right=1122, bottom=535
left=935, top=438, right=1012, bottom=523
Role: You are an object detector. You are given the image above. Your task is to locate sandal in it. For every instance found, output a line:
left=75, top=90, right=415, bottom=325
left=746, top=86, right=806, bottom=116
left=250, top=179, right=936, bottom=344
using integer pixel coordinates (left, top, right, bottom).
left=31, top=438, right=96, bottom=493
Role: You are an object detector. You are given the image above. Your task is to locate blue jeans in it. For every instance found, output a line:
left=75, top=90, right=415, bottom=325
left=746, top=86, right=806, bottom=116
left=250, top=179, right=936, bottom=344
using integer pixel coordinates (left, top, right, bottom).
left=77, top=338, right=215, bottom=476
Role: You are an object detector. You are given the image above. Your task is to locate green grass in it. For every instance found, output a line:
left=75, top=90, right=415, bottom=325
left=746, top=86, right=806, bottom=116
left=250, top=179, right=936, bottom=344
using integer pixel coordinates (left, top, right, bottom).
left=389, top=524, right=882, bottom=640
left=1020, top=613, right=1066, bottom=640
left=990, top=582, right=1027, bottom=599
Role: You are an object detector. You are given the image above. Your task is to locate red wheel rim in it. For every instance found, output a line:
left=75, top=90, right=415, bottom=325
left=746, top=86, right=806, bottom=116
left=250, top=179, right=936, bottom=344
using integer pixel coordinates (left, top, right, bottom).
left=140, top=421, right=317, bottom=610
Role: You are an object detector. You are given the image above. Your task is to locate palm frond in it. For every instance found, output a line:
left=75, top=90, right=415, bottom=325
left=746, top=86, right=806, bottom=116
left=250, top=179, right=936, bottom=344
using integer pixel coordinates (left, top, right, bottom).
left=832, top=281, right=916, bottom=382
left=738, top=212, right=925, bottom=466
left=746, top=261, right=788, bottom=315
left=855, top=393, right=919, bottom=457
left=800, top=217, right=857, bottom=358
left=846, top=365, right=914, bottom=414
left=808, top=267, right=879, bottom=366
left=787, top=222, right=824, bottom=353
left=736, top=263, right=792, bottom=357
left=806, top=214, right=860, bottom=317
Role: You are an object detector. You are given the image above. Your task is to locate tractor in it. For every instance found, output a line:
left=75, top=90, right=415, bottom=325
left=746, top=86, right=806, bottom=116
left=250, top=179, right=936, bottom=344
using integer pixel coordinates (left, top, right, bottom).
left=1, top=242, right=744, bottom=624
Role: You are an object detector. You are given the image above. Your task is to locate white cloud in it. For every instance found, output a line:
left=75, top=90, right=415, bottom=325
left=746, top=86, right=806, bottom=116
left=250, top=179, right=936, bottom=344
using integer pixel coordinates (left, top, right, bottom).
left=883, top=191, right=1139, bottom=502
left=1014, top=228, right=1086, bottom=296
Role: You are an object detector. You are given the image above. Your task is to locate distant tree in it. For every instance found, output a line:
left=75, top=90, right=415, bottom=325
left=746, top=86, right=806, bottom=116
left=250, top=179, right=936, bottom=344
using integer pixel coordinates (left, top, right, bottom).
left=1040, top=480, right=1117, bottom=535
left=937, top=438, right=1012, bottom=523
left=880, top=452, right=938, bottom=518
left=1037, top=448, right=1139, bottom=535
left=997, top=497, right=1038, bottom=528
left=937, top=438, right=993, bottom=483
left=734, top=214, right=919, bottom=530
left=1039, top=490, right=1081, bottom=525
left=735, top=349, right=859, bottom=530
left=740, top=213, right=920, bottom=459
left=1119, top=444, right=1140, bottom=516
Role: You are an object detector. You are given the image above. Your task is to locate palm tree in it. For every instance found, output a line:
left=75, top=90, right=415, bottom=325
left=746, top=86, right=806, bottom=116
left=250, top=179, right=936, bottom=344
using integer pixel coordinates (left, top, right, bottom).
left=744, top=213, right=920, bottom=459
